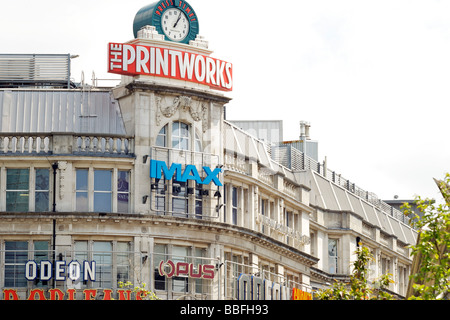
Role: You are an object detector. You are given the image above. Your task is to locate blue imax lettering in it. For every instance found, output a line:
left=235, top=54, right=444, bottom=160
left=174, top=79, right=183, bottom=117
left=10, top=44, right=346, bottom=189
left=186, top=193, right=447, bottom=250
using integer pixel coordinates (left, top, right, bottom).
left=150, top=160, right=222, bottom=186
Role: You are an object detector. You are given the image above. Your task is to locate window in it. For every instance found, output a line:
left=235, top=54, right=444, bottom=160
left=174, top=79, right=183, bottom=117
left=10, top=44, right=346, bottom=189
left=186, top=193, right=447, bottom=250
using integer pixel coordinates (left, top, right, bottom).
left=94, top=170, right=112, bottom=212
left=4, top=241, right=49, bottom=288
left=6, top=169, right=29, bottom=212
left=5, top=168, right=50, bottom=212
left=231, top=187, right=238, bottom=225
left=117, top=170, right=130, bottom=213
left=156, top=121, right=202, bottom=151
left=93, top=241, right=113, bottom=288
left=76, top=169, right=88, bottom=211
left=172, top=179, right=188, bottom=216
left=152, top=122, right=208, bottom=217
left=156, top=124, right=167, bottom=147
left=154, top=244, right=167, bottom=290
left=76, top=168, right=131, bottom=213
left=73, top=240, right=131, bottom=289
left=35, top=169, right=49, bottom=212
left=172, top=122, right=189, bottom=150
left=4, top=241, right=28, bottom=287
left=172, top=246, right=189, bottom=293
left=328, top=239, right=338, bottom=274
left=195, top=183, right=203, bottom=217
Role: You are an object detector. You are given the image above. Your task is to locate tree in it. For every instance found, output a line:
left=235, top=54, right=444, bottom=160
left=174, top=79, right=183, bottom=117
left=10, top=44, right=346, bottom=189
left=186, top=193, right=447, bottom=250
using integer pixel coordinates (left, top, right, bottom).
left=118, top=281, right=160, bottom=300
left=315, top=244, right=394, bottom=300
left=403, top=173, right=450, bottom=300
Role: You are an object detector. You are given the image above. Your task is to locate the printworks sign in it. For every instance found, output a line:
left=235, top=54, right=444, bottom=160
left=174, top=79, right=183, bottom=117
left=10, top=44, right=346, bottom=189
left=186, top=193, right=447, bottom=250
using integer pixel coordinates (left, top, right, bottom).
left=108, top=42, right=233, bottom=91
left=150, top=159, right=223, bottom=186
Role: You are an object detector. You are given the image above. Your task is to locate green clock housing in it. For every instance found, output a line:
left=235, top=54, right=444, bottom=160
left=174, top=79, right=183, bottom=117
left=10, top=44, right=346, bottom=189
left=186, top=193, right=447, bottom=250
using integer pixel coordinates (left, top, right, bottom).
left=133, top=0, right=199, bottom=44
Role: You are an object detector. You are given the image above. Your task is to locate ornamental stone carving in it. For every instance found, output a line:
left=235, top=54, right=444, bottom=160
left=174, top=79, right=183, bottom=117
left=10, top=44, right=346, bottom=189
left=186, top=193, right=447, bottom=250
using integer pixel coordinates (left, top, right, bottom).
left=156, top=95, right=208, bottom=132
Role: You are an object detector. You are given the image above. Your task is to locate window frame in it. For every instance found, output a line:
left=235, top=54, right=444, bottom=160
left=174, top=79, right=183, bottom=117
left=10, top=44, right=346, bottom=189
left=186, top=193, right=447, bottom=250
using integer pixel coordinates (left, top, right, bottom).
left=75, top=167, right=132, bottom=213
left=2, top=167, right=52, bottom=213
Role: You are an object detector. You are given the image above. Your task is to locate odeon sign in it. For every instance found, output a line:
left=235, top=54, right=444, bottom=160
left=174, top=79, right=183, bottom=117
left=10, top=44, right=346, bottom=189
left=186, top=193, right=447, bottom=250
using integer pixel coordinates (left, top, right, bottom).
left=24, top=260, right=96, bottom=282
left=108, top=42, right=233, bottom=91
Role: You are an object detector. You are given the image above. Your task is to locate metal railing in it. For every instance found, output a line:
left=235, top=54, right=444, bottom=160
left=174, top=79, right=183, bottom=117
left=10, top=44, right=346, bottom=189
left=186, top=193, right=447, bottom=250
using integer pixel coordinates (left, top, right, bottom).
left=0, top=54, right=72, bottom=88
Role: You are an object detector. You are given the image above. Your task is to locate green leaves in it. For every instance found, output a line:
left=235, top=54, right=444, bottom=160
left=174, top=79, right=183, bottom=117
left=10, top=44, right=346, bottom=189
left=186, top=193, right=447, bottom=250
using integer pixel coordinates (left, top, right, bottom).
left=315, top=245, right=394, bottom=300
left=403, top=173, right=450, bottom=300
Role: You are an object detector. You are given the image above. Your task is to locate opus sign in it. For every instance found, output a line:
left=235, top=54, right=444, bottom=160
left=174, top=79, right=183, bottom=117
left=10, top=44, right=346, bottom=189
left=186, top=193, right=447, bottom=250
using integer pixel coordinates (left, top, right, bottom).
left=108, top=42, right=233, bottom=91
left=158, top=259, right=215, bottom=279
left=150, top=159, right=222, bottom=186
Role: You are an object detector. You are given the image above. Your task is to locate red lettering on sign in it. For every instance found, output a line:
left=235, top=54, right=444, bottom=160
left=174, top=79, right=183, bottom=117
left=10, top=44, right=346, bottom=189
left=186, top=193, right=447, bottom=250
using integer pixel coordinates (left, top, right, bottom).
left=108, top=42, right=233, bottom=91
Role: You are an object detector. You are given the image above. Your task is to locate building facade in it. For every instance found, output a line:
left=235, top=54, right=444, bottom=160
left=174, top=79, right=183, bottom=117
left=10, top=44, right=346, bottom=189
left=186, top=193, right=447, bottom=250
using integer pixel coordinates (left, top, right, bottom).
left=0, top=1, right=416, bottom=300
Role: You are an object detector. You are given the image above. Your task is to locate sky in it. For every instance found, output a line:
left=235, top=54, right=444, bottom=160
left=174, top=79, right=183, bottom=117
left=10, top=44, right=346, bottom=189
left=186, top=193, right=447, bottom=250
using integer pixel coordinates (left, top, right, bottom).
left=1, top=0, right=449, bottom=201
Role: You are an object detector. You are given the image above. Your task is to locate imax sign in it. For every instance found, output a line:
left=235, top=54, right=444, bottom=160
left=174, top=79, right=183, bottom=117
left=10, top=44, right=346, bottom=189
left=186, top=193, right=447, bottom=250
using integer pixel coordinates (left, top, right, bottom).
left=150, top=160, right=222, bottom=186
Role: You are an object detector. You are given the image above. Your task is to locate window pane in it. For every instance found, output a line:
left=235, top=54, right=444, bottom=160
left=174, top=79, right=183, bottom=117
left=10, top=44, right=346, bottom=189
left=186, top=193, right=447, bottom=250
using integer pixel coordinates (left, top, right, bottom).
left=94, top=170, right=112, bottom=191
left=6, top=192, right=29, bottom=212
left=118, top=171, right=130, bottom=213
left=117, top=171, right=129, bottom=192
left=93, top=242, right=112, bottom=288
left=76, top=169, right=88, bottom=190
left=35, top=169, right=49, bottom=190
left=5, top=241, right=28, bottom=287
left=154, top=244, right=167, bottom=290
left=94, top=193, right=112, bottom=212
left=7, top=169, right=29, bottom=190
left=76, top=192, right=88, bottom=211
left=35, top=192, right=49, bottom=212
left=117, top=242, right=130, bottom=283
left=156, top=125, right=167, bottom=147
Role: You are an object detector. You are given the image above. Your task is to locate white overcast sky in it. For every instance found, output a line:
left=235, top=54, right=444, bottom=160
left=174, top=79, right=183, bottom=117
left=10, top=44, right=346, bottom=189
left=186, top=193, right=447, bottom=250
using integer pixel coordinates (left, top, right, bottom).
left=1, top=0, right=449, bottom=201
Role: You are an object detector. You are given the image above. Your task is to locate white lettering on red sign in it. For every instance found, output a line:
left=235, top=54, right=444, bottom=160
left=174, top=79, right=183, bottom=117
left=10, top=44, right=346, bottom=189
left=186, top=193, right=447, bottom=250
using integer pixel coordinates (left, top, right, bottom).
left=108, top=42, right=233, bottom=91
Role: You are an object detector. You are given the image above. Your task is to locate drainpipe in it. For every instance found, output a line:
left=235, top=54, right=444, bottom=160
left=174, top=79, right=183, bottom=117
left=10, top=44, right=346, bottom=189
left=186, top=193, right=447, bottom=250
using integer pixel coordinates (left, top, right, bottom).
left=51, top=162, right=58, bottom=288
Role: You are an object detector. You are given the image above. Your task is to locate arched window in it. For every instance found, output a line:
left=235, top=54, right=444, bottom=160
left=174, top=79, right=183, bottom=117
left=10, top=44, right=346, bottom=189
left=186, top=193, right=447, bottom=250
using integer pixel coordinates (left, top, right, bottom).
left=155, top=122, right=202, bottom=152
left=152, top=121, right=205, bottom=218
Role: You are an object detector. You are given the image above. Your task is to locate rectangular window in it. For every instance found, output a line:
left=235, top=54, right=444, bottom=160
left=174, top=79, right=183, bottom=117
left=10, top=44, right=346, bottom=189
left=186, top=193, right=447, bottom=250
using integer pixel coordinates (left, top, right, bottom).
left=4, top=241, right=28, bottom=287
left=33, top=241, right=50, bottom=287
left=172, top=179, right=187, bottom=216
left=74, top=241, right=130, bottom=289
left=194, top=248, right=207, bottom=294
left=117, top=170, right=130, bottom=213
left=116, top=242, right=131, bottom=283
left=35, top=169, right=50, bottom=212
left=76, top=169, right=88, bottom=211
left=172, top=246, right=189, bottom=293
left=154, top=244, right=167, bottom=290
left=94, top=170, right=112, bottom=212
left=6, top=169, right=29, bottom=212
left=328, top=239, right=338, bottom=274
left=195, top=183, right=202, bottom=218
left=76, top=168, right=130, bottom=213
left=155, top=178, right=166, bottom=212
left=93, top=241, right=113, bottom=288
left=232, top=187, right=238, bottom=225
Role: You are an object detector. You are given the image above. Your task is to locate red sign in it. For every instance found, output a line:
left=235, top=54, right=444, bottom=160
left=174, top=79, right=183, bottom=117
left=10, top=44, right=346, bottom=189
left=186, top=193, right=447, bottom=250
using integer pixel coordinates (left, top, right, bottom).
left=158, top=259, right=215, bottom=279
left=108, top=42, right=233, bottom=91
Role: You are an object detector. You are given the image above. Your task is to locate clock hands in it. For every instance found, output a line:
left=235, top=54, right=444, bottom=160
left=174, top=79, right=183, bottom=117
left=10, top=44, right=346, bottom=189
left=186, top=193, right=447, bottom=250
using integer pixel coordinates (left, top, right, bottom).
left=173, top=13, right=182, bottom=28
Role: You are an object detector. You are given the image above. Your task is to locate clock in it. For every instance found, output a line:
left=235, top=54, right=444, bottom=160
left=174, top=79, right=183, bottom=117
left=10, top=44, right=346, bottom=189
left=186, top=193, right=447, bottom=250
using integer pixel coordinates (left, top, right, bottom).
left=133, top=0, right=199, bottom=44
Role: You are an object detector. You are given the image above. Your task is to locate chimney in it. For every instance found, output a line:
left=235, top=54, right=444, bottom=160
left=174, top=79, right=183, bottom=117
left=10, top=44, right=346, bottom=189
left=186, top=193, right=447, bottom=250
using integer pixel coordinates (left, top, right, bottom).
left=300, top=121, right=311, bottom=140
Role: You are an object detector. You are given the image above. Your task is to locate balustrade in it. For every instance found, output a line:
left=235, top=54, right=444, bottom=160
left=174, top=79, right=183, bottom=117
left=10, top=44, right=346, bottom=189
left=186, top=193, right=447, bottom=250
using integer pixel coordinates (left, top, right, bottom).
left=0, top=133, right=134, bottom=156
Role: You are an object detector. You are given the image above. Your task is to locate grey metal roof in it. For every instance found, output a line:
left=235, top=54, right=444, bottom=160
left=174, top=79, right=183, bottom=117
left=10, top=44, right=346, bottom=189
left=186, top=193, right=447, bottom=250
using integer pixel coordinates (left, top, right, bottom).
left=0, top=89, right=125, bottom=135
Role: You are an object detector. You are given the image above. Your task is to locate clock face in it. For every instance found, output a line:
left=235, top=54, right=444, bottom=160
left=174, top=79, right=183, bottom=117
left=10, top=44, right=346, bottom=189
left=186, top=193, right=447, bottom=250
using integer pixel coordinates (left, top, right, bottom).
left=133, top=0, right=199, bottom=44
left=161, top=8, right=189, bottom=42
